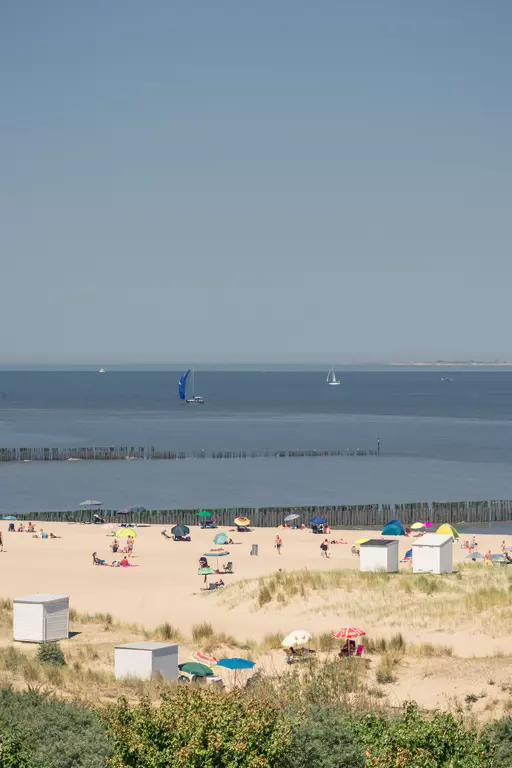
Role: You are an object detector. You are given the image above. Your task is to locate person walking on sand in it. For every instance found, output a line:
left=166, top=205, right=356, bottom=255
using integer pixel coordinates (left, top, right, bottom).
left=320, top=539, right=330, bottom=558
left=0, top=531, right=3, bottom=552
left=274, top=535, right=282, bottom=555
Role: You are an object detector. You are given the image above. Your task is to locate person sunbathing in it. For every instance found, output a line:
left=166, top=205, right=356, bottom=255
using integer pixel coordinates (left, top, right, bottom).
left=504, top=552, right=512, bottom=563
left=92, top=552, right=106, bottom=565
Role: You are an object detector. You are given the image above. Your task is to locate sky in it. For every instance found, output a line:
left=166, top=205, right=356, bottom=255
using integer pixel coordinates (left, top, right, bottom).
left=1, top=1, right=511, bottom=364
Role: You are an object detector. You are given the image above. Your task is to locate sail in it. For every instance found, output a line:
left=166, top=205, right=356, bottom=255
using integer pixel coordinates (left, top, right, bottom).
left=179, top=369, right=191, bottom=400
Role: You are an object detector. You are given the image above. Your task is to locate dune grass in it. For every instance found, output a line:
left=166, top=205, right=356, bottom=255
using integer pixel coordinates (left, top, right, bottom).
left=222, top=564, right=512, bottom=636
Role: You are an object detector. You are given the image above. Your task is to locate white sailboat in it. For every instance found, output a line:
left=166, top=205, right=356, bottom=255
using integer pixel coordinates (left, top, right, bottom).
left=326, top=366, right=341, bottom=386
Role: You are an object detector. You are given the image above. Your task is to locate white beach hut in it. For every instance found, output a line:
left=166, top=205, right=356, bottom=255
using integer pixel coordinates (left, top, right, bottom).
left=359, top=539, right=399, bottom=573
left=412, top=533, right=453, bottom=574
left=115, top=642, right=178, bottom=681
left=13, top=594, right=69, bottom=642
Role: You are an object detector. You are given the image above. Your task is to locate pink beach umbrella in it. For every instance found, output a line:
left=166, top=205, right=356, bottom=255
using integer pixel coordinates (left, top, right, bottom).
left=422, top=521, right=433, bottom=528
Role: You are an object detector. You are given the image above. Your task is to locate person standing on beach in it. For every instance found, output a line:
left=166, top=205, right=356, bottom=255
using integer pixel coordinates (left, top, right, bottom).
left=320, top=539, right=330, bottom=558
left=0, top=531, right=3, bottom=552
left=275, top=535, right=282, bottom=555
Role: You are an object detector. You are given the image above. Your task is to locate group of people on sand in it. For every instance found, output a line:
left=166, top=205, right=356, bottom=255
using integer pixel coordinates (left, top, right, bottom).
left=92, top=551, right=135, bottom=568
left=109, top=536, right=135, bottom=555
left=8, top=522, right=60, bottom=539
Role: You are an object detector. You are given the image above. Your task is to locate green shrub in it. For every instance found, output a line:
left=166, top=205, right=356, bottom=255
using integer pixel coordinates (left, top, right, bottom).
left=103, top=687, right=291, bottom=767
left=348, top=703, right=493, bottom=767
left=37, top=642, right=65, bottom=667
left=484, top=717, right=512, bottom=762
left=285, top=705, right=365, bottom=768
left=0, top=727, right=33, bottom=768
left=0, top=688, right=111, bottom=768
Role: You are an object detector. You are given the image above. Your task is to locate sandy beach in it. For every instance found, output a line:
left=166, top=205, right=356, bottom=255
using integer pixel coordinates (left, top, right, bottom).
left=1, top=521, right=511, bottom=714
left=0, top=522, right=507, bottom=643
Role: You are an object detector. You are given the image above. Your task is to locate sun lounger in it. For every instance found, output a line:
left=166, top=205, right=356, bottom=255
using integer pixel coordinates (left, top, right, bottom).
left=355, top=645, right=364, bottom=657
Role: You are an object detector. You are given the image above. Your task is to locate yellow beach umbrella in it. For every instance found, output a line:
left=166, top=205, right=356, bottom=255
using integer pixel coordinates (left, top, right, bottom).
left=411, top=522, right=425, bottom=530
left=436, top=523, right=459, bottom=539
left=354, top=538, right=369, bottom=545
left=234, top=516, right=250, bottom=526
left=116, top=527, right=137, bottom=538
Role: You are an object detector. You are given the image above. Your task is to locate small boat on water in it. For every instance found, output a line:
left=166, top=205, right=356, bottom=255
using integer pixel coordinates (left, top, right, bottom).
left=98, top=368, right=106, bottom=374
left=179, top=368, right=204, bottom=404
left=326, top=366, right=341, bottom=386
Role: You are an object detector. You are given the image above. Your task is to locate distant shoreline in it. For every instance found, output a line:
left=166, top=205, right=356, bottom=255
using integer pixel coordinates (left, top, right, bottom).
left=391, top=361, right=512, bottom=367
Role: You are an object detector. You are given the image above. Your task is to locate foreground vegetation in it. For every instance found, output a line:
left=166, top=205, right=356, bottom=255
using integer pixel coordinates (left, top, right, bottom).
left=0, top=659, right=512, bottom=767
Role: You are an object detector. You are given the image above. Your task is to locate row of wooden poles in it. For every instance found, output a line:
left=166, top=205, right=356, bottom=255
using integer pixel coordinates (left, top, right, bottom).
left=0, top=445, right=379, bottom=462
left=13, top=500, right=512, bottom=527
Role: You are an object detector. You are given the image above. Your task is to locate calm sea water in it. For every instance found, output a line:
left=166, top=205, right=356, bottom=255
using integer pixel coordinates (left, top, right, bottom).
left=1, top=369, right=512, bottom=515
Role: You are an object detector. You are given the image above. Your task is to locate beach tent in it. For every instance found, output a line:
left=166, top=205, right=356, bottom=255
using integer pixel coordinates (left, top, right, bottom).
left=381, top=519, right=406, bottom=536
left=410, top=522, right=424, bottom=530
left=402, top=548, right=413, bottom=561
left=116, top=527, right=137, bottom=538
left=436, top=523, right=459, bottom=539
left=213, top=533, right=228, bottom=545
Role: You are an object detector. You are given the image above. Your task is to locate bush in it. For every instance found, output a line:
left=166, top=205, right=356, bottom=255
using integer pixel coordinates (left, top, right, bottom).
left=0, top=727, right=33, bottom=768
left=0, top=688, right=111, bottom=768
left=285, top=705, right=365, bottom=768
left=348, top=703, right=493, bottom=767
left=37, top=642, right=66, bottom=666
left=484, top=717, right=512, bottom=762
left=103, top=687, right=291, bottom=767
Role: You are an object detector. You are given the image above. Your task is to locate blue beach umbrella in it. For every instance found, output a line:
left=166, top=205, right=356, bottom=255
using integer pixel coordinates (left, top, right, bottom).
left=217, top=657, right=255, bottom=685
left=217, top=658, right=255, bottom=670
left=213, top=533, right=228, bottom=545
left=130, top=506, right=147, bottom=514
left=310, top=517, right=327, bottom=526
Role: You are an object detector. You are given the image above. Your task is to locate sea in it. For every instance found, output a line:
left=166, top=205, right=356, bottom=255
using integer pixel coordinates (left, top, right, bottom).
left=1, top=367, right=512, bottom=527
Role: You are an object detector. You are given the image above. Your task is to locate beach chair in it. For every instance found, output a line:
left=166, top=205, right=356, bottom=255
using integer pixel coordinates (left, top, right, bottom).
left=355, top=645, right=364, bottom=657
left=223, top=562, right=233, bottom=574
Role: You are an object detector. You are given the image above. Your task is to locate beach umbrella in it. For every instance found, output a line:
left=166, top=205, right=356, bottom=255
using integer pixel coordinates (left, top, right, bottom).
left=411, top=522, right=424, bottom=530
left=422, top=521, right=433, bottom=528
left=402, top=548, right=413, bottom=561
left=217, top=657, right=255, bottom=670
left=436, top=523, right=459, bottom=539
left=465, top=552, right=484, bottom=560
left=234, top=516, right=250, bottom=526
left=281, top=630, right=312, bottom=648
left=130, top=506, right=146, bottom=514
left=354, top=538, right=369, bottom=545
left=203, top=548, right=229, bottom=567
left=310, top=517, right=327, bottom=525
left=213, top=532, right=228, bottom=545
left=78, top=500, right=102, bottom=508
left=178, top=662, right=213, bottom=677
left=332, top=627, right=366, bottom=640
left=116, top=527, right=137, bottom=538
left=198, top=566, right=216, bottom=583
left=197, top=510, right=211, bottom=518
left=2, top=516, right=17, bottom=521
left=192, top=651, right=217, bottom=666
left=284, top=514, right=300, bottom=522
left=216, top=657, right=256, bottom=685
left=171, top=524, right=190, bottom=537
left=116, top=509, right=130, bottom=515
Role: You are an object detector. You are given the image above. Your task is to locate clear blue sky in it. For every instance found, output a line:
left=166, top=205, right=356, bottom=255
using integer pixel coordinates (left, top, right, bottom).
left=2, top=1, right=511, bottom=363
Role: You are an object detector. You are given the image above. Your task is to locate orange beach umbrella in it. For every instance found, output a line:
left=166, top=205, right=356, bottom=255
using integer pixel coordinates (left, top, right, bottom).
left=234, top=517, right=250, bottom=526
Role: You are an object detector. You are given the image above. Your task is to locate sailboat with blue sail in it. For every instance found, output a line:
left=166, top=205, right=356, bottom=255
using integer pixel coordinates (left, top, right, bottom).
left=179, top=368, right=204, bottom=404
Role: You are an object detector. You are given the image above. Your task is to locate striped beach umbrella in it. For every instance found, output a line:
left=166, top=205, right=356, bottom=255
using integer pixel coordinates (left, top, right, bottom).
left=331, top=627, right=366, bottom=640
left=234, top=517, right=250, bottom=526
left=192, top=651, right=218, bottom=666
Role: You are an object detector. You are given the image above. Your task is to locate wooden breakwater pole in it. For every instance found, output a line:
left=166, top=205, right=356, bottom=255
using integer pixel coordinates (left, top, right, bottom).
left=13, top=499, right=512, bottom=526
left=0, top=445, right=380, bottom=462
